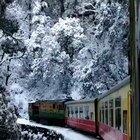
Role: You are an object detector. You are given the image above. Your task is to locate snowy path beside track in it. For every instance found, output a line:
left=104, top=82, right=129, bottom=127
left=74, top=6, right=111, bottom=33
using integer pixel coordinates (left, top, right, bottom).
left=17, top=118, right=97, bottom=140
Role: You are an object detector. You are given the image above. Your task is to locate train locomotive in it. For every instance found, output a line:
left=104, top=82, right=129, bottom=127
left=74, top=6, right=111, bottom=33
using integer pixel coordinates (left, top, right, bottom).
left=29, top=76, right=131, bottom=140
left=29, top=100, right=66, bottom=125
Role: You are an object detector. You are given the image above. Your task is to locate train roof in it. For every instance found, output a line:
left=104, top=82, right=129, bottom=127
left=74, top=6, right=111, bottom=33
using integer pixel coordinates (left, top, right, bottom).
left=65, top=98, right=96, bottom=105
left=98, top=76, right=130, bottom=100
left=29, top=99, right=71, bottom=104
left=65, top=76, right=130, bottom=105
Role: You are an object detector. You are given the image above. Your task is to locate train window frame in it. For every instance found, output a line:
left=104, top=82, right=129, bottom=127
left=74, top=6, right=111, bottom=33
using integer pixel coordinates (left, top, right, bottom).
left=89, top=104, right=94, bottom=120
left=67, top=107, right=70, bottom=117
left=99, top=103, right=102, bottom=122
left=50, top=104, right=52, bottom=109
left=79, top=106, right=83, bottom=118
left=59, top=105, right=62, bottom=110
left=100, top=108, right=102, bottom=122
left=53, top=104, right=55, bottom=109
left=90, top=112, right=93, bottom=120
left=71, top=106, right=74, bottom=118
left=75, top=106, right=78, bottom=118
left=69, top=106, right=72, bottom=118
left=84, top=106, right=89, bottom=120
left=115, top=97, right=121, bottom=107
left=43, top=103, right=46, bottom=108
left=73, top=106, right=75, bottom=118
left=109, top=99, right=114, bottom=127
left=115, top=96, right=122, bottom=131
left=123, top=110, right=127, bottom=133
left=105, top=101, right=108, bottom=125
left=102, top=102, right=105, bottom=123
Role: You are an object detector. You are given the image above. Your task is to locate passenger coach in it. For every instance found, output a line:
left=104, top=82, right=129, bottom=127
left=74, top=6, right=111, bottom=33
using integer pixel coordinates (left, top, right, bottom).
left=65, top=99, right=98, bottom=133
left=98, top=77, right=131, bottom=140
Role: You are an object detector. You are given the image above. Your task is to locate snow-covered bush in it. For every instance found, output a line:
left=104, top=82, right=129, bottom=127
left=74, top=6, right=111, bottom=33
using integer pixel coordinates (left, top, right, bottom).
left=21, top=125, right=64, bottom=140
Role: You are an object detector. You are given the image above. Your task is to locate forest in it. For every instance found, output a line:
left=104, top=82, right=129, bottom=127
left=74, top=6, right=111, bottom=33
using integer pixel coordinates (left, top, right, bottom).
left=0, top=0, right=129, bottom=139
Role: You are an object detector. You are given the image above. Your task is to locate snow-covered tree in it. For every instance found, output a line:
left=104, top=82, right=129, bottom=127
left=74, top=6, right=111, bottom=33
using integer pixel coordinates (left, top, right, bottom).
left=51, top=17, right=86, bottom=61
left=27, top=15, right=86, bottom=100
left=63, top=0, right=129, bottom=98
left=0, top=1, right=27, bottom=138
left=0, top=86, right=20, bottom=139
left=0, top=0, right=129, bottom=118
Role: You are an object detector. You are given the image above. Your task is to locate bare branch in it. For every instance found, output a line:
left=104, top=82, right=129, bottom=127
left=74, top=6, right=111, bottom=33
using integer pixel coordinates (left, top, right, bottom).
left=0, top=52, right=25, bottom=66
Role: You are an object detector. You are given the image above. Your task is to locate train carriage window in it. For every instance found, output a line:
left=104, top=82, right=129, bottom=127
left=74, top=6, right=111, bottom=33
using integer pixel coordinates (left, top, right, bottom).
left=100, top=109, right=102, bottom=122
left=43, top=103, right=46, bottom=109
left=53, top=104, right=55, bottom=109
left=57, top=105, right=59, bottom=109
left=102, top=103, right=105, bottom=123
left=50, top=105, right=52, bottom=109
left=109, top=109, right=114, bottom=126
left=123, top=110, right=127, bottom=133
left=69, top=107, right=72, bottom=118
left=109, top=99, right=114, bottom=127
left=105, top=101, right=108, bottom=124
left=79, top=107, right=83, bottom=118
left=102, top=110, right=104, bottom=123
left=115, top=97, right=121, bottom=107
left=115, top=108, right=121, bottom=130
left=84, top=106, right=89, bottom=120
left=67, top=107, right=70, bottom=117
left=59, top=105, right=62, bottom=110
left=75, top=107, right=78, bottom=118
left=71, top=106, right=74, bottom=118
left=90, top=112, right=93, bottom=120
left=115, top=97, right=122, bottom=131
left=73, top=107, right=76, bottom=118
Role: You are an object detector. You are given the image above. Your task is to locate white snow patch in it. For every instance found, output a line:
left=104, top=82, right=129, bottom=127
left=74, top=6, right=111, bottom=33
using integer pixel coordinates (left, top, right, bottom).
left=0, top=30, right=3, bottom=38
left=17, top=118, right=97, bottom=140
left=8, top=84, right=29, bottom=118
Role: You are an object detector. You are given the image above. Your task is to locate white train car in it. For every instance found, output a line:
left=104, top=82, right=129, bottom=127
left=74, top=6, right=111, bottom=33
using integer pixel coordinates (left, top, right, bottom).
left=65, top=99, right=98, bottom=133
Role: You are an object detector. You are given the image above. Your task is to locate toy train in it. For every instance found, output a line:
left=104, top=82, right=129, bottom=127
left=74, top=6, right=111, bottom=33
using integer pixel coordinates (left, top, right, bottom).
left=29, top=76, right=131, bottom=140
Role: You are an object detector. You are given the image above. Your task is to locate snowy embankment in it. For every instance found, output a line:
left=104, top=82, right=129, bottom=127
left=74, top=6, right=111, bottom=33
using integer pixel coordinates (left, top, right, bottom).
left=17, top=118, right=97, bottom=140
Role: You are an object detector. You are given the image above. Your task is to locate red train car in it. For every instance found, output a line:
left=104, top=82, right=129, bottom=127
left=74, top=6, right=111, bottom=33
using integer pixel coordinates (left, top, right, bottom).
left=65, top=99, right=97, bottom=134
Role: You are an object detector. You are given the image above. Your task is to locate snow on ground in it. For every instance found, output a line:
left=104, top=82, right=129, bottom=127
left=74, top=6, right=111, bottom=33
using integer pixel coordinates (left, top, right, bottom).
left=17, top=118, right=97, bottom=140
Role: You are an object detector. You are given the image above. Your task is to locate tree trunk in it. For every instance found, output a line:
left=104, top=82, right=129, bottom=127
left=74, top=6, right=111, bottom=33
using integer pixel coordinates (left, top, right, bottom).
left=59, top=0, right=65, bottom=17
left=5, top=59, right=11, bottom=86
